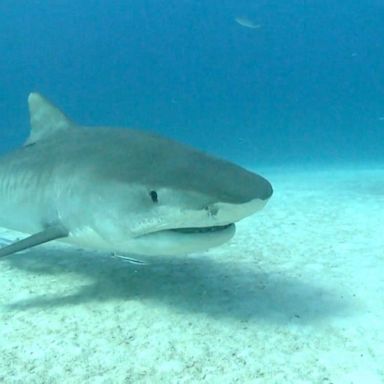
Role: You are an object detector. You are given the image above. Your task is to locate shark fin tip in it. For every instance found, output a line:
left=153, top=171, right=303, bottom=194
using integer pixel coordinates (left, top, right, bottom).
left=26, top=92, right=75, bottom=145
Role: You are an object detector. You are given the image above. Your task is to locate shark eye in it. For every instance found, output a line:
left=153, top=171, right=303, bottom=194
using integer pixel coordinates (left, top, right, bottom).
left=149, top=190, right=158, bottom=203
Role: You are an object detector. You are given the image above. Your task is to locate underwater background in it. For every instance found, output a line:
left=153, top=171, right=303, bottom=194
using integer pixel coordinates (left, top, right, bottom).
left=1, top=0, right=383, bottom=166
left=1, top=2, right=384, bottom=383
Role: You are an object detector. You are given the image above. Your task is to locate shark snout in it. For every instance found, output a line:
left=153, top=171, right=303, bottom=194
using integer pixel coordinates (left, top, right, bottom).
left=257, top=175, right=273, bottom=201
left=220, top=171, right=273, bottom=205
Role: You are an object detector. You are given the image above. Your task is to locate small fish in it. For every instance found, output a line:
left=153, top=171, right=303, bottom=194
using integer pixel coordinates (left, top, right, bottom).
left=111, top=253, right=148, bottom=265
left=235, top=17, right=261, bottom=29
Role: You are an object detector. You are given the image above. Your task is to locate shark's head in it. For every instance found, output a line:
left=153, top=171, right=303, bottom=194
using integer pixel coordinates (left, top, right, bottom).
left=25, top=93, right=273, bottom=256
left=82, top=139, right=273, bottom=255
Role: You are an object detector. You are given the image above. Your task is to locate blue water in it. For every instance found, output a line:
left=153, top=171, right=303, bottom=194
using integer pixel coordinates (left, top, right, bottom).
left=0, top=0, right=383, bottom=165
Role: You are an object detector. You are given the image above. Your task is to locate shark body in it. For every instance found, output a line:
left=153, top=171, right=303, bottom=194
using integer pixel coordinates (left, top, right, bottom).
left=0, top=93, right=272, bottom=257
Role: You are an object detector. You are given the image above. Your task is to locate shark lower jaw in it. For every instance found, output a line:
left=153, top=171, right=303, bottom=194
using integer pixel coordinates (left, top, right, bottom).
left=125, top=223, right=236, bottom=256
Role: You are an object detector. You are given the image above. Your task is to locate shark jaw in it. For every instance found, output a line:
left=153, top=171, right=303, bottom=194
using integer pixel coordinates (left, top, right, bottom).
left=125, top=223, right=236, bottom=256
left=125, top=197, right=270, bottom=255
left=64, top=222, right=236, bottom=257
left=64, top=195, right=268, bottom=256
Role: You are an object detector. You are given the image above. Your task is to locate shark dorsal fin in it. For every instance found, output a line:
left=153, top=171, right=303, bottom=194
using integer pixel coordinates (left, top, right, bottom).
left=25, top=93, right=75, bottom=145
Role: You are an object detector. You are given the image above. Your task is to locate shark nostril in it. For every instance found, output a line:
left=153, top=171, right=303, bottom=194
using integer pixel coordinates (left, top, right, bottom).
left=149, top=190, right=158, bottom=203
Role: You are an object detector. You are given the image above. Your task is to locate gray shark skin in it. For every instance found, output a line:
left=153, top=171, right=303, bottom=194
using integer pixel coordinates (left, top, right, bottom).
left=0, top=93, right=272, bottom=257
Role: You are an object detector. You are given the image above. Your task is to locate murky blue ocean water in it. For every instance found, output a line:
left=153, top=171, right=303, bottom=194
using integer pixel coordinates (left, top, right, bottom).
left=1, top=1, right=383, bottom=165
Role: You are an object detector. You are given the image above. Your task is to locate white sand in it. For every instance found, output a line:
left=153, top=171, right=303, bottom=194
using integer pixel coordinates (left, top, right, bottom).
left=0, top=165, right=383, bottom=383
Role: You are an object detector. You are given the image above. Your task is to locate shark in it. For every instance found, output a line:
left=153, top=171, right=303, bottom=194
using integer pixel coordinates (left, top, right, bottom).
left=0, top=93, right=272, bottom=258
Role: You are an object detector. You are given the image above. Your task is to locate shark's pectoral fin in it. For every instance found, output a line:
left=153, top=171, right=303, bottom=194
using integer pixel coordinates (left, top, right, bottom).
left=0, top=224, right=69, bottom=258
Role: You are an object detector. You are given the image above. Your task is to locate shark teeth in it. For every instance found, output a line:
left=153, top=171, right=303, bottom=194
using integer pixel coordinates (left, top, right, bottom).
left=170, top=223, right=233, bottom=234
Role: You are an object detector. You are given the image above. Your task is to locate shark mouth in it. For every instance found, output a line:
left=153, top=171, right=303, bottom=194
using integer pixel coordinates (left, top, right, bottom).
left=125, top=223, right=236, bottom=255
left=170, top=223, right=234, bottom=234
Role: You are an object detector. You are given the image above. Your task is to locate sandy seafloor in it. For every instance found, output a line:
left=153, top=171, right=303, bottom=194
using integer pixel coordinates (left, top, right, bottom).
left=0, top=165, right=383, bottom=384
